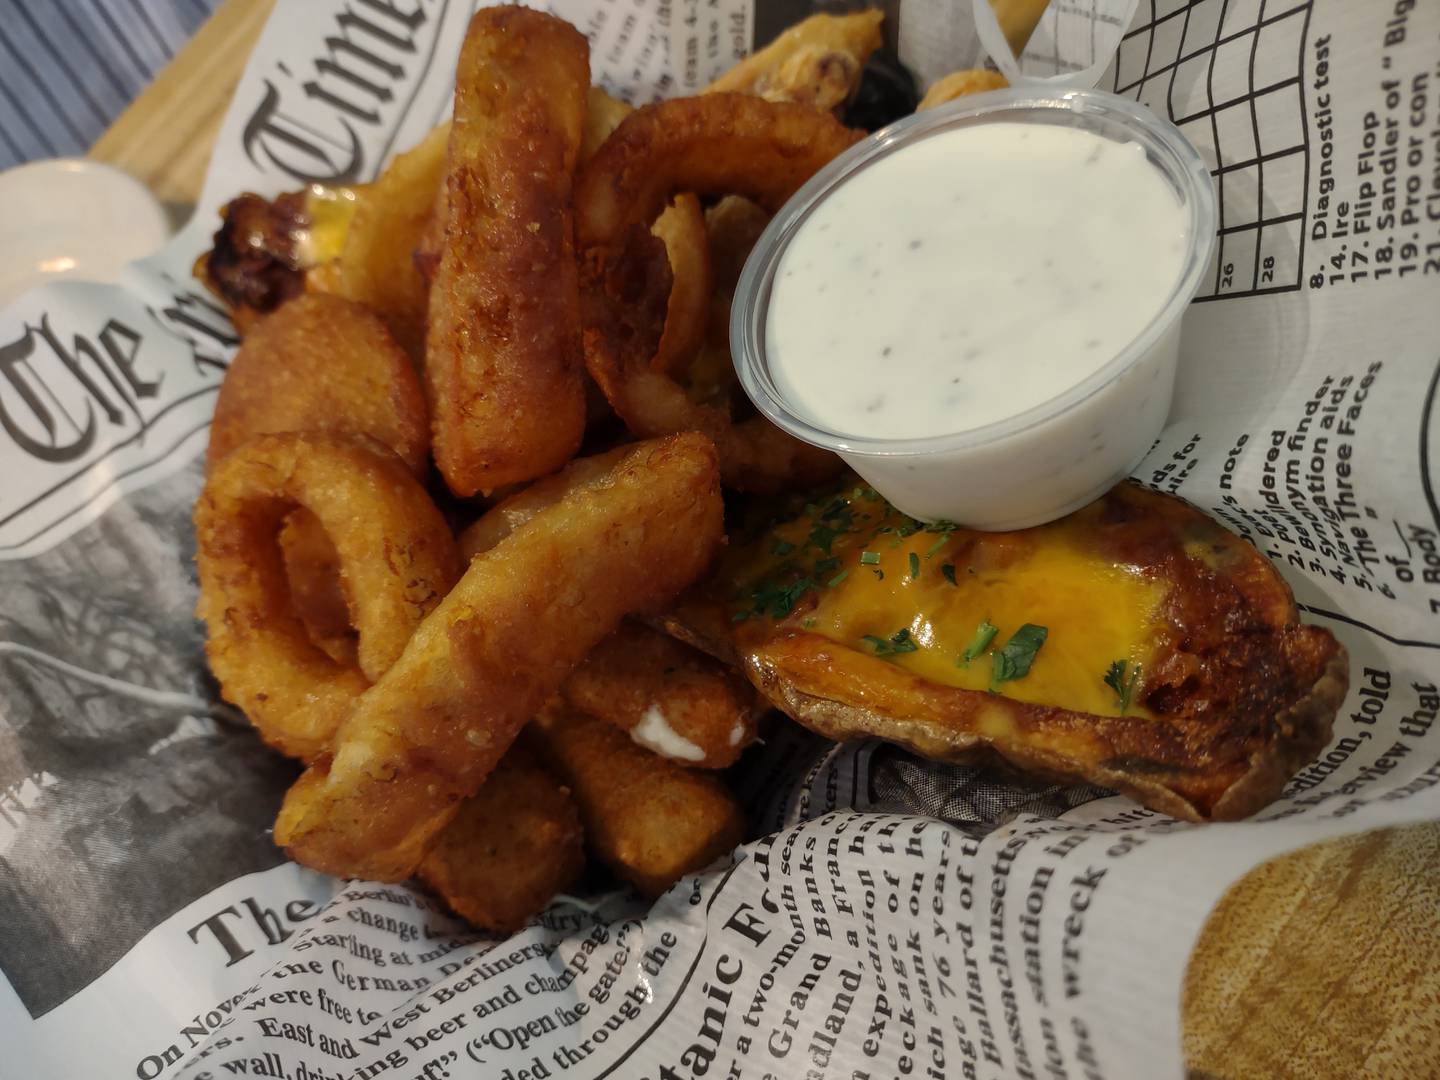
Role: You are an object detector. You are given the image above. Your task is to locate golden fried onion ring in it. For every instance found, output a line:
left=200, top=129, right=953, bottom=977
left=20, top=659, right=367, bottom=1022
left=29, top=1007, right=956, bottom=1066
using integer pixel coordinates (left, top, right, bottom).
left=575, top=95, right=863, bottom=492
left=194, top=433, right=459, bottom=762
left=274, top=433, right=724, bottom=882
left=205, top=293, right=428, bottom=478
left=582, top=88, right=711, bottom=377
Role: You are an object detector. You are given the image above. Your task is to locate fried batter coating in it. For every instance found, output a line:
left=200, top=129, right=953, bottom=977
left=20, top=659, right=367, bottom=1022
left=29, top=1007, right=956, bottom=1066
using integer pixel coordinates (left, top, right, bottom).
left=206, top=293, right=431, bottom=662
left=457, top=445, right=632, bottom=561
left=274, top=434, right=724, bottom=882
left=194, top=433, right=459, bottom=762
left=419, top=744, right=584, bottom=932
left=562, top=622, right=761, bottom=768
left=646, top=194, right=711, bottom=375
left=576, top=95, right=862, bottom=237
left=426, top=7, right=590, bottom=496
left=989, top=0, right=1054, bottom=58
left=705, top=10, right=884, bottom=113
left=278, top=513, right=356, bottom=667
left=206, top=293, right=429, bottom=476
left=662, top=195, right=773, bottom=416
left=917, top=69, right=1009, bottom=111
left=576, top=95, right=862, bottom=492
left=529, top=704, right=745, bottom=897
left=307, top=122, right=450, bottom=356
left=581, top=88, right=711, bottom=378
left=581, top=86, right=636, bottom=161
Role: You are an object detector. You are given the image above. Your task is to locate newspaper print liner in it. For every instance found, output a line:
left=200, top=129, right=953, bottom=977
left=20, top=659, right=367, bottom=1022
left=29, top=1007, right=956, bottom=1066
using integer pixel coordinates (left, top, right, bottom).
left=2, top=2, right=1440, bottom=1079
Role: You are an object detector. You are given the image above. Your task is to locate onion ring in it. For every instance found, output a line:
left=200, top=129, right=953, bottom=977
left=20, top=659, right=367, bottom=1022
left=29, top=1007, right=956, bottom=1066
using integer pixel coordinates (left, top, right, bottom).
left=274, top=433, right=724, bottom=882
left=305, top=122, right=451, bottom=358
left=194, top=432, right=459, bottom=762
left=206, top=293, right=431, bottom=665
left=426, top=7, right=591, bottom=496
left=581, top=88, right=711, bottom=377
left=277, top=514, right=357, bottom=667
left=206, top=293, right=428, bottom=477
left=575, top=94, right=862, bottom=492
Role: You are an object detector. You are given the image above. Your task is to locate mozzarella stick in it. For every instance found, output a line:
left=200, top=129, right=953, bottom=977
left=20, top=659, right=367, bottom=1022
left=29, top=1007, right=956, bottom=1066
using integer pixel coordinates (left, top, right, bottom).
left=275, top=433, right=723, bottom=881
left=562, top=622, right=761, bottom=768
left=529, top=704, right=745, bottom=897
left=426, top=7, right=590, bottom=495
left=419, top=745, right=583, bottom=933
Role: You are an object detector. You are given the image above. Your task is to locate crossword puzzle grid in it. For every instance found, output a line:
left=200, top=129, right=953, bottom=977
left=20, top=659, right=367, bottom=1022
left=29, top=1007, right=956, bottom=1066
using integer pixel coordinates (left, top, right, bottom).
left=1111, top=0, right=1313, bottom=301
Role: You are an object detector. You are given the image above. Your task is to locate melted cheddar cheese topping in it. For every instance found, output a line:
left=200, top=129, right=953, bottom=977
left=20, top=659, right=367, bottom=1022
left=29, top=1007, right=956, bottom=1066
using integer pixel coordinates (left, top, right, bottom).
left=297, top=183, right=359, bottom=269
left=728, top=488, right=1166, bottom=718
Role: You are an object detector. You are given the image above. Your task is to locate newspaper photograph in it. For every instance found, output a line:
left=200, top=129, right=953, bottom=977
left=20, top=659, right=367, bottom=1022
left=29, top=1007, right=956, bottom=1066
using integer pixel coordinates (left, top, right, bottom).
left=1, top=1, right=1438, bottom=1078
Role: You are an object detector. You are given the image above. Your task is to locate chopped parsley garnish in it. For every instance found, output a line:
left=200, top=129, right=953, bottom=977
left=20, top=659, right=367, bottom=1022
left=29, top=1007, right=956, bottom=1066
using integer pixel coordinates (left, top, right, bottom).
left=991, top=624, right=1048, bottom=684
left=959, top=618, right=998, bottom=666
left=863, top=628, right=919, bottom=656
left=802, top=617, right=817, bottom=630
left=925, top=535, right=950, bottom=558
left=908, top=552, right=920, bottom=579
left=808, top=523, right=843, bottom=554
left=814, top=557, right=840, bottom=577
left=941, top=563, right=958, bottom=586
left=827, top=569, right=850, bottom=587
left=894, top=520, right=924, bottom=539
left=735, top=576, right=814, bottom=621
left=805, top=499, right=855, bottom=554
left=860, top=551, right=881, bottom=565
left=872, top=569, right=885, bottom=581
left=771, top=539, right=796, bottom=557
left=1104, top=660, right=1142, bottom=714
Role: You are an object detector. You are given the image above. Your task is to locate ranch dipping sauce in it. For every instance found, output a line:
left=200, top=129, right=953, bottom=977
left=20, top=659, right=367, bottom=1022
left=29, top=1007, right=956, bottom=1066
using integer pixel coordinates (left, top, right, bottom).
left=766, top=122, right=1190, bottom=440
left=732, top=89, right=1218, bottom=530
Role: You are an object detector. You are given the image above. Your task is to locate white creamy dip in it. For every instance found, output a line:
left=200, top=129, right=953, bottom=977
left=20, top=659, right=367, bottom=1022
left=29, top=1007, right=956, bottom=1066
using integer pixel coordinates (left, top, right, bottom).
left=765, top=121, right=1190, bottom=441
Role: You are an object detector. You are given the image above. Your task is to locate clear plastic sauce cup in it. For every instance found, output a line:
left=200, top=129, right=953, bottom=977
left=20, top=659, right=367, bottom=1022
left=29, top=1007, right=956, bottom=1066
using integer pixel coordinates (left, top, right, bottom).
left=731, top=87, right=1218, bottom=529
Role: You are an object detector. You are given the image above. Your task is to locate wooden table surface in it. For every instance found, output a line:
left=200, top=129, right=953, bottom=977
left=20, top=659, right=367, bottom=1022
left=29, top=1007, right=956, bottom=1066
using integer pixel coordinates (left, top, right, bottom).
left=86, top=3, right=1440, bottom=1077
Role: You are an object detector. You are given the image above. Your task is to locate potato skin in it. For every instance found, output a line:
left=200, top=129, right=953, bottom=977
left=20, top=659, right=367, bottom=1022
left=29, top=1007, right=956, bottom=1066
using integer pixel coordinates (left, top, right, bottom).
left=667, top=481, right=1349, bottom=821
